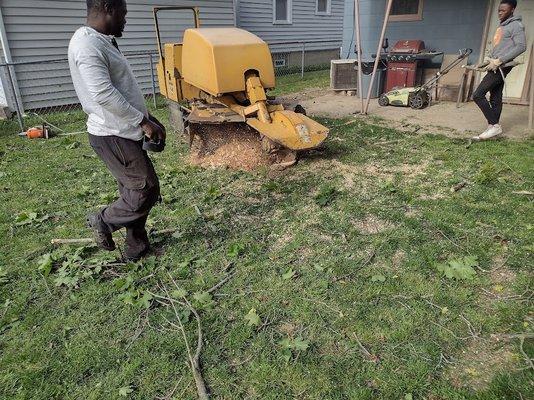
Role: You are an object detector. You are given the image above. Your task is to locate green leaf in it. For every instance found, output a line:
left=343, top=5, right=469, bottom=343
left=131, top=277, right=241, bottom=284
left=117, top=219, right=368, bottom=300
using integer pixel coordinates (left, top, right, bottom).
left=38, top=253, right=54, bottom=277
left=405, top=394, right=413, bottom=400
left=193, top=291, right=214, bottom=309
left=227, top=242, right=245, bottom=258
left=282, top=268, right=296, bottom=280
left=281, top=348, right=292, bottom=362
left=244, top=308, right=261, bottom=327
left=205, top=186, right=222, bottom=201
left=371, top=274, right=386, bottom=283
left=114, top=276, right=134, bottom=291
left=66, top=141, right=80, bottom=150
left=118, top=386, right=134, bottom=397
left=118, top=290, right=137, bottom=305
left=293, top=337, right=310, bottom=351
left=171, top=288, right=188, bottom=299
left=136, top=291, right=153, bottom=309
left=436, top=256, right=477, bottom=281
left=315, top=186, right=338, bottom=207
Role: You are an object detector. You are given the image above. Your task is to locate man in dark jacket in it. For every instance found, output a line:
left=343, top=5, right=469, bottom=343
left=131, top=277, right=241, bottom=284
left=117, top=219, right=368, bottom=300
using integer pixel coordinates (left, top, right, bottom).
left=472, top=0, right=526, bottom=141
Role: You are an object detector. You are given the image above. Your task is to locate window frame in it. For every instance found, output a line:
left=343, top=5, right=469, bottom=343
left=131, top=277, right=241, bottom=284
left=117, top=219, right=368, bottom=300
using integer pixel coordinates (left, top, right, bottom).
left=389, top=0, right=424, bottom=22
left=315, top=0, right=331, bottom=16
left=273, top=0, right=293, bottom=25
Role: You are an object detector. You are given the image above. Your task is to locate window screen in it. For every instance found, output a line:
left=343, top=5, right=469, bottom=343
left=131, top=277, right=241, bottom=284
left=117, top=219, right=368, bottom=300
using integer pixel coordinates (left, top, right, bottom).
left=317, top=0, right=328, bottom=13
left=391, top=0, right=420, bottom=15
left=275, top=0, right=288, bottom=21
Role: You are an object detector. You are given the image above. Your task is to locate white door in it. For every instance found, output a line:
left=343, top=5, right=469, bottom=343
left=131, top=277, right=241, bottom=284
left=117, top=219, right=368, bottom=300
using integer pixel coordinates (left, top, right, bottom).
left=484, top=0, right=533, bottom=101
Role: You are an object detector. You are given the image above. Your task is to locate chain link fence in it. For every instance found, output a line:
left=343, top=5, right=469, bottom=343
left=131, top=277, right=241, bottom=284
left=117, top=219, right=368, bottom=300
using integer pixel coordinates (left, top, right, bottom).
left=0, top=40, right=340, bottom=135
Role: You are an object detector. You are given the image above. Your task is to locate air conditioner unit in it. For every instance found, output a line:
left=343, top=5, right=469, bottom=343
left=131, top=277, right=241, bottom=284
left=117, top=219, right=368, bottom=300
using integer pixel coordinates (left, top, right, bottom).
left=330, top=59, right=357, bottom=91
left=274, top=59, right=286, bottom=68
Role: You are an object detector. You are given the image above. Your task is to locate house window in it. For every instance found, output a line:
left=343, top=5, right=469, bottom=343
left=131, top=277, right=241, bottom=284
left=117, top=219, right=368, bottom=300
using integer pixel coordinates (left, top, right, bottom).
left=273, top=0, right=292, bottom=24
left=389, top=0, right=423, bottom=22
left=316, top=0, right=331, bottom=15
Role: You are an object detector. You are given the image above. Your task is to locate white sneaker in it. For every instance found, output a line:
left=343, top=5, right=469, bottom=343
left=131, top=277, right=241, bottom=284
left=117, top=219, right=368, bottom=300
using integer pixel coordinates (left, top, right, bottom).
left=472, top=125, right=493, bottom=141
left=479, top=124, right=503, bottom=140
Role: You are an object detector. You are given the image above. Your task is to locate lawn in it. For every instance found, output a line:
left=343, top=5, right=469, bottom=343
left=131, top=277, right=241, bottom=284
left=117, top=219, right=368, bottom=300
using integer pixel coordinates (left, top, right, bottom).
left=0, top=81, right=533, bottom=399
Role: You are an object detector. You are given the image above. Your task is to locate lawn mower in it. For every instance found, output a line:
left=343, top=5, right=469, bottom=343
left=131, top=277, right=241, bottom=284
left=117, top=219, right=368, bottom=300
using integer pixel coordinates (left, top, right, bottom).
left=378, top=48, right=472, bottom=109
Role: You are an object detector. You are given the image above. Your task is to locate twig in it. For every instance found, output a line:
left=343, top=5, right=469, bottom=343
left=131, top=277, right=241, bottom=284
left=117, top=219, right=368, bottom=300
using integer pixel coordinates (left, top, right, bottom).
left=126, top=309, right=149, bottom=350
left=207, top=271, right=236, bottom=294
left=334, top=248, right=377, bottom=282
left=460, top=314, right=480, bottom=339
left=352, top=333, right=379, bottom=364
left=302, top=297, right=344, bottom=318
left=156, top=377, right=184, bottom=400
left=430, top=321, right=471, bottom=341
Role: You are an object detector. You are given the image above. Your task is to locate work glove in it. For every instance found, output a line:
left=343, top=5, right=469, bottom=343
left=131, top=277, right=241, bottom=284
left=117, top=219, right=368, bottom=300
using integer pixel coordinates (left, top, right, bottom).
left=486, top=58, right=503, bottom=72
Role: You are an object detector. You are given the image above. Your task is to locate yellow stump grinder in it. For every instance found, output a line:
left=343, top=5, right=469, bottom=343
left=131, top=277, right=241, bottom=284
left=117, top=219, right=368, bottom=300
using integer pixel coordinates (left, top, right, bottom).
left=153, top=6, right=328, bottom=167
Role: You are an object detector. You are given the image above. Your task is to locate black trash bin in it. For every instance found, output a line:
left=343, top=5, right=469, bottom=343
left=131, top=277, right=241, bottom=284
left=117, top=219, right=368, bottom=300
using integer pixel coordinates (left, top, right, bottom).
left=355, top=60, right=386, bottom=99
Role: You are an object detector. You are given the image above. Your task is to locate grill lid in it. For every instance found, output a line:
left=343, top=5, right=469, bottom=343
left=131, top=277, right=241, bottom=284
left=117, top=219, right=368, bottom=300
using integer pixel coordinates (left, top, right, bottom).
left=390, top=40, right=425, bottom=54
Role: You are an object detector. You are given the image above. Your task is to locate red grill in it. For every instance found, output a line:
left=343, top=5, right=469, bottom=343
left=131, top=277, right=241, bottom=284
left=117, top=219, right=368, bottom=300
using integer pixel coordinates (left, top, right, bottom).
left=385, top=40, right=426, bottom=92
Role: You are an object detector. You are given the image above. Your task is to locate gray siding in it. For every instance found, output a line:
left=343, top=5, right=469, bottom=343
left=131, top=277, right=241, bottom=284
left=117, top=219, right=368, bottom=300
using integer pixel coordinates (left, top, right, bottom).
left=342, top=0, right=488, bottom=63
left=237, top=0, right=344, bottom=52
left=0, top=0, right=235, bottom=110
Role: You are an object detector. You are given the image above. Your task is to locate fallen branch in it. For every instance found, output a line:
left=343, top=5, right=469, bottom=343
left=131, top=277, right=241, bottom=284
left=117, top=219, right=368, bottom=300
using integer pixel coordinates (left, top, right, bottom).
left=51, top=238, right=94, bottom=245
left=51, top=228, right=179, bottom=246
left=162, top=284, right=209, bottom=400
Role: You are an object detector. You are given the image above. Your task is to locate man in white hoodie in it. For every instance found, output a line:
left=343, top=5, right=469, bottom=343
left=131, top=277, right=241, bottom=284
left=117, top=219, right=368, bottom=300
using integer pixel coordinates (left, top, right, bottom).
left=472, top=0, right=526, bottom=141
left=68, top=0, right=165, bottom=261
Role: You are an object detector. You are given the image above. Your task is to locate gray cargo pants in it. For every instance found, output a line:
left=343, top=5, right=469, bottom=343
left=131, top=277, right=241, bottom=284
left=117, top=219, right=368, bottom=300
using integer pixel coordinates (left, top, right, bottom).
left=88, top=134, right=160, bottom=258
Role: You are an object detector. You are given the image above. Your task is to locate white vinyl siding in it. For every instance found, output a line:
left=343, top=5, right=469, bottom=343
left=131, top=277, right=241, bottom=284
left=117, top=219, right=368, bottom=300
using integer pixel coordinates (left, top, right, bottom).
left=0, top=0, right=235, bottom=110
left=239, top=0, right=344, bottom=52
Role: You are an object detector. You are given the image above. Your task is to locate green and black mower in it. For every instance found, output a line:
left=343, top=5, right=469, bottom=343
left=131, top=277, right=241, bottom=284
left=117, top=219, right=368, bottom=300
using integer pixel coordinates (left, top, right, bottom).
left=378, top=48, right=472, bottom=109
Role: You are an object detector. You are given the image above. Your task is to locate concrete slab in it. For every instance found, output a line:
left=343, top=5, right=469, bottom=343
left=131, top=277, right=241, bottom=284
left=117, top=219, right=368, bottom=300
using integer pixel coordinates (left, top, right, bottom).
left=281, top=90, right=533, bottom=140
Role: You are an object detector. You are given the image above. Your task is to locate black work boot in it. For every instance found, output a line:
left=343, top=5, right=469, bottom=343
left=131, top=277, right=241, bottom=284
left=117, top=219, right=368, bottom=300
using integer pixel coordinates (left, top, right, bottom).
left=124, top=226, right=150, bottom=262
left=86, top=213, right=116, bottom=251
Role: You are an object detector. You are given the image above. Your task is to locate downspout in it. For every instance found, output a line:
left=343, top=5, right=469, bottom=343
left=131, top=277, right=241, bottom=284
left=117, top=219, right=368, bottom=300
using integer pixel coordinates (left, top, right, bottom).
left=0, top=5, right=24, bottom=114
left=233, top=0, right=239, bottom=27
left=0, top=6, right=24, bottom=117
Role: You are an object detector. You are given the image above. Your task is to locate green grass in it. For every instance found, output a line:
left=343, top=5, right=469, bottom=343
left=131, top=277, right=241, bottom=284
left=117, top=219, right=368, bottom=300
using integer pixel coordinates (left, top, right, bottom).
left=0, top=100, right=533, bottom=399
left=270, top=69, right=330, bottom=96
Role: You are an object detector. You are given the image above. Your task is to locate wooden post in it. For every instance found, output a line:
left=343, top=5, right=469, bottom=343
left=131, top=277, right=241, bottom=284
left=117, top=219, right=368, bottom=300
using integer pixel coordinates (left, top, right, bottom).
left=529, top=47, right=534, bottom=130
left=354, top=0, right=364, bottom=114
left=476, top=0, right=494, bottom=86
left=363, top=0, right=393, bottom=115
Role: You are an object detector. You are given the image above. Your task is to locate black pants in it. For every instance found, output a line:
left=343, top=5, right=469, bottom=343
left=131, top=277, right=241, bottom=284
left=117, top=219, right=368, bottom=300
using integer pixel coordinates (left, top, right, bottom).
left=89, top=134, right=160, bottom=258
left=473, top=67, right=513, bottom=125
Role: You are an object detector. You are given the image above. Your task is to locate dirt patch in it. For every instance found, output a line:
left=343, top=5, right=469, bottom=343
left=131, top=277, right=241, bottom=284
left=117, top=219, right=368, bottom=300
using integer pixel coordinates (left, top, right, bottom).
left=446, top=338, right=516, bottom=391
left=278, top=322, right=298, bottom=336
left=486, top=254, right=517, bottom=297
left=352, top=215, right=394, bottom=235
left=392, top=250, right=406, bottom=269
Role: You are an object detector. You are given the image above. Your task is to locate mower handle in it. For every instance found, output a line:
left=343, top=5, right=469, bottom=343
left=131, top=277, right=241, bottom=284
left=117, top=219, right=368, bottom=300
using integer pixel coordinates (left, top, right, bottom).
left=153, top=6, right=200, bottom=61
